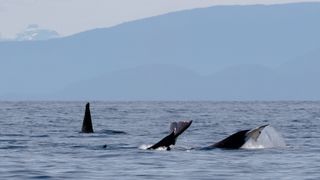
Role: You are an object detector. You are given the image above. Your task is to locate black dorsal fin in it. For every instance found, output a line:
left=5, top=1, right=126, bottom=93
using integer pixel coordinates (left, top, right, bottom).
left=81, top=102, right=94, bottom=133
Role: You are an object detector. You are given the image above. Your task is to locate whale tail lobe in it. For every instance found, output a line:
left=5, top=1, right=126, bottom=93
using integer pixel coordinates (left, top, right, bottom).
left=245, top=124, right=269, bottom=141
left=81, top=103, right=94, bottom=133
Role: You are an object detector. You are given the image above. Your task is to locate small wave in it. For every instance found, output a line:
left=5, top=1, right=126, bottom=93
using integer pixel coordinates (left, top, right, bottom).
left=30, top=135, right=50, bottom=138
left=76, top=129, right=127, bottom=135
left=98, top=129, right=127, bottom=135
left=0, top=133, right=24, bottom=137
left=106, top=107, right=118, bottom=111
left=174, top=146, right=193, bottom=151
left=31, top=175, right=52, bottom=179
left=0, top=145, right=28, bottom=149
left=100, top=144, right=138, bottom=151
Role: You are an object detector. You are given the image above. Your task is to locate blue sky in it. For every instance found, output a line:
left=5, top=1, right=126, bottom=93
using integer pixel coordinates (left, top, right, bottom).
left=0, top=0, right=318, bottom=39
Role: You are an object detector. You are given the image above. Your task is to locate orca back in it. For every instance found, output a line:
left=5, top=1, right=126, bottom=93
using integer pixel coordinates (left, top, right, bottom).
left=212, top=130, right=249, bottom=149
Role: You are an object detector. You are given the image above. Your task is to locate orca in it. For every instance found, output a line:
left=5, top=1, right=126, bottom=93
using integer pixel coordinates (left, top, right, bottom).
left=206, top=124, right=269, bottom=149
left=81, top=103, right=94, bottom=133
left=148, top=120, right=192, bottom=150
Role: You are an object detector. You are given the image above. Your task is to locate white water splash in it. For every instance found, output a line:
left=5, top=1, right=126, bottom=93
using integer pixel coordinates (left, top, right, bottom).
left=241, top=126, right=286, bottom=149
left=138, top=144, right=168, bottom=151
left=138, top=144, right=151, bottom=150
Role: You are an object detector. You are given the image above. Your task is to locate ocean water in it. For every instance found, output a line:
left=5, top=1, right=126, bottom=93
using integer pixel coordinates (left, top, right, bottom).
left=0, top=101, right=319, bottom=180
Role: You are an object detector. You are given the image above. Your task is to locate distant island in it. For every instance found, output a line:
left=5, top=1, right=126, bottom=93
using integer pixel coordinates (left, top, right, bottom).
left=1, top=2, right=320, bottom=100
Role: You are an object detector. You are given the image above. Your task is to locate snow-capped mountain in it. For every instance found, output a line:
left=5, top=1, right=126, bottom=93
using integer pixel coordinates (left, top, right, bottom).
left=15, top=24, right=59, bottom=41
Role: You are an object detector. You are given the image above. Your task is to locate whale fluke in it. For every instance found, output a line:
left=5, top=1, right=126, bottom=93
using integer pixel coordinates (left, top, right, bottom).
left=170, top=121, right=193, bottom=138
left=147, top=132, right=175, bottom=150
left=81, top=103, right=94, bottom=133
left=148, top=120, right=192, bottom=150
left=210, top=124, right=269, bottom=149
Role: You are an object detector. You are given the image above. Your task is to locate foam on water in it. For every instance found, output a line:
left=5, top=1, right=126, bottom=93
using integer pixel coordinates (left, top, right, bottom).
left=139, top=144, right=169, bottom=151
left=139, top=144, right=152, bottom=150
left=241, top=126, right=286, bottom=149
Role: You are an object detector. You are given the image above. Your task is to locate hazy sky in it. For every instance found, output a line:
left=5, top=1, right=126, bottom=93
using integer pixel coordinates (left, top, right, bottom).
left=0, top=0, right=318, bottom=39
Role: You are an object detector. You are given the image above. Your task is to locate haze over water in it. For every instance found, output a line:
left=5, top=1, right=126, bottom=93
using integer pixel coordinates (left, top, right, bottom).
left=0, top=101, right=319, bottom=179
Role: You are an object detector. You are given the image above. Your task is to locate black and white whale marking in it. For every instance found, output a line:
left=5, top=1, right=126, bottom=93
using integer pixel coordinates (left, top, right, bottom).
left=81, top=103, right=94, bottom=133
left=148, top=120, right=192, bottom=150
left=206, top=124, right=269, bottom=149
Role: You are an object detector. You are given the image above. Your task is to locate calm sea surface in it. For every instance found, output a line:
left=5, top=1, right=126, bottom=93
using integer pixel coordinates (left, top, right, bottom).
left=0, top=101, right=319, bottom=179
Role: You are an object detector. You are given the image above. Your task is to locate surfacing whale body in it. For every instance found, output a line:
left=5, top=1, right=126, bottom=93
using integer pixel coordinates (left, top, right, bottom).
left=81, top=103, right=94, bottom=133
left=206, top=124, right=269, bottom=149
left=148, top=120, right=192, bottom=150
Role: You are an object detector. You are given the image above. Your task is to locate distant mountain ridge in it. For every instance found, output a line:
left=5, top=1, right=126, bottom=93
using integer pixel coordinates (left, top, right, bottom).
left=1, top=2, right=320, bottom=100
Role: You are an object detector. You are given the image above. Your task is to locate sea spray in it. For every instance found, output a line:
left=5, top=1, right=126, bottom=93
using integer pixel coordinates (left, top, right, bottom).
left=242, top=126, right=286, bottom=149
